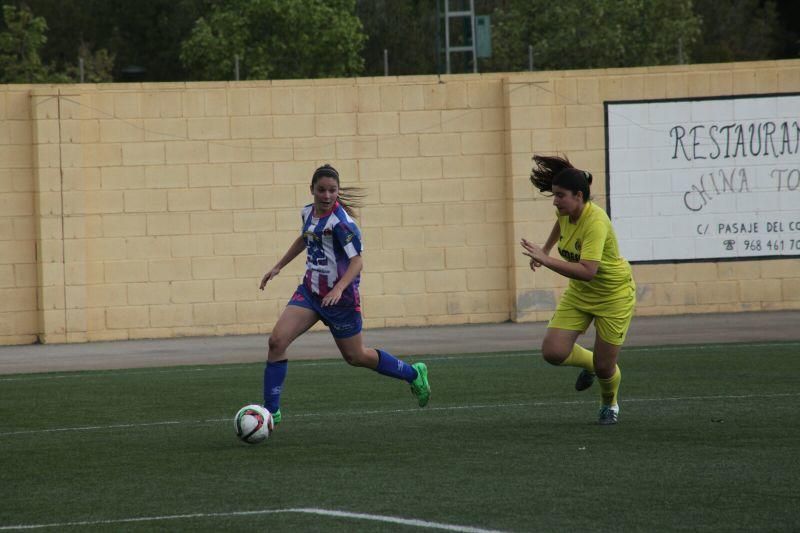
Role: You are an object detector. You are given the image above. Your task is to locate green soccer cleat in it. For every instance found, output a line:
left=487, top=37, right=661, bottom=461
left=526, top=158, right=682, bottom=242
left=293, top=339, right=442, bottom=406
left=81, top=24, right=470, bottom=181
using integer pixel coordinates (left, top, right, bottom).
left=575, top=369, right=596, bottom=391
left=410, top=362, right=430, bottom=407
left=598, top=404, right=619, bottom=425
left=271, top=409, right=281, bottom=427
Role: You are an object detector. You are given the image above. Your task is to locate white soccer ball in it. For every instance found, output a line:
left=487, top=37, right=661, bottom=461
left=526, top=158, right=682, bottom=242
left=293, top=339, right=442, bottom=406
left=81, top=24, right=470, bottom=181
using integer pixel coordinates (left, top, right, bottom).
left=234, top=404, right=274, bottom=444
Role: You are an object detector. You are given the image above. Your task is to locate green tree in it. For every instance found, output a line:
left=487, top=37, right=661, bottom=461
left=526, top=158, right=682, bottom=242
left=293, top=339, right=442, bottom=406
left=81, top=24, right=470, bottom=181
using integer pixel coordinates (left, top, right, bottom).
left=63, top=42, right=115, bottom=83
left=9, top=0, right=206, bottom=82
left=356, top=0, right=518, bottom=76
left=101, top=0, right=207, bottom=81
left=0, top=2, right=116, bottom=83
left=180, top=0, right=365, bottom=81
left=490, top=0, right=701, bottom=71
left=357, top=0, right=439, bottom=76
left=691, top=0, right=782, bottom=63
left=0, top=4, right=58, bottom=82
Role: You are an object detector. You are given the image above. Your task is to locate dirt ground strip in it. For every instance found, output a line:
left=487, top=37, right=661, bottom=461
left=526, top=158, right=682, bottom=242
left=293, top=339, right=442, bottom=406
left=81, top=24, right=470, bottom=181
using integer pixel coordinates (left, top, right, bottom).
left=0, top=311, right=798, bottom=375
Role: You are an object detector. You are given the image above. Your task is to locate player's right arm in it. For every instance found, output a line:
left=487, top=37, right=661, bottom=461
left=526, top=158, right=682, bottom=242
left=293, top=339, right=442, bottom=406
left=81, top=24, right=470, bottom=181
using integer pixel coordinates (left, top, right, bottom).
left=259, top=236, right=306, bottom=290
left=521, top=221, right=559, bottom=271
left=542, top=221, right=560, bottom=255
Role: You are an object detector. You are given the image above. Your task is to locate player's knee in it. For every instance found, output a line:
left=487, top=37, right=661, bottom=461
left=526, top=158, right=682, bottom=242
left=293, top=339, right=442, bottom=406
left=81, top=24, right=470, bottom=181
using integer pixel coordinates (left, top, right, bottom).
left=541, top=351, right=564, bottom=366
left=541, top=342, right=569, bottom=366
left=341, top=349, right=369, bottom=367
left=267, top=333, right=288, bottom=355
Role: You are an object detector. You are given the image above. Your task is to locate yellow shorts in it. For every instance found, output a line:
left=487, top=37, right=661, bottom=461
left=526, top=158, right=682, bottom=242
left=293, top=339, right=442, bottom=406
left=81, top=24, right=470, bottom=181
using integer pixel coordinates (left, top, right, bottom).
left=548, top=285, right=636, bottom=346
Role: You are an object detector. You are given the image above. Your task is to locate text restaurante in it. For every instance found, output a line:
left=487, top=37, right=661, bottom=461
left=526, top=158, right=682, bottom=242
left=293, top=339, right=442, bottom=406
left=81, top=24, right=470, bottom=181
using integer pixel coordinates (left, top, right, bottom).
left=671, top=121, right=800, bottom=161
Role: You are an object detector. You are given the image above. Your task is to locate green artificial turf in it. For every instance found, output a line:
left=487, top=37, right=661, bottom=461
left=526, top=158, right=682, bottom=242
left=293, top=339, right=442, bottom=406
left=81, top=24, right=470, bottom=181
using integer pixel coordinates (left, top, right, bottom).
left=1, top=342, right=799, bottom=532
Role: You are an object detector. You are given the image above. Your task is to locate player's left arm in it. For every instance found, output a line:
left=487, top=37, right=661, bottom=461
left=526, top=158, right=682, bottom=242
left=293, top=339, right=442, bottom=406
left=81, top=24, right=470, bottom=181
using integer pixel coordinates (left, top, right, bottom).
left=321, top=255, right=362, bottom=307
left=522, top=220, right=605, bottom=281
left=537, top=255, right=598, bottom=281
left=321, top=222, right=363, bottom=307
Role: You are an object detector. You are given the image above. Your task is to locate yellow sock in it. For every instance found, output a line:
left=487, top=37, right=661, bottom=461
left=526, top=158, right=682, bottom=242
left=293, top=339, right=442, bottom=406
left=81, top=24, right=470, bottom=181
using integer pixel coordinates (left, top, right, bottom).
left=598, top=366, right=621, bottom=406
left=561, top=344, right=594, bottom=372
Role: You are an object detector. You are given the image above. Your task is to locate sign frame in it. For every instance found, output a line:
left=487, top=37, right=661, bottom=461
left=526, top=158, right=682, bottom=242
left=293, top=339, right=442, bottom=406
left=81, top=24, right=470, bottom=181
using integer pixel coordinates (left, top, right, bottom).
left=604, top=92, right=800, bottom=265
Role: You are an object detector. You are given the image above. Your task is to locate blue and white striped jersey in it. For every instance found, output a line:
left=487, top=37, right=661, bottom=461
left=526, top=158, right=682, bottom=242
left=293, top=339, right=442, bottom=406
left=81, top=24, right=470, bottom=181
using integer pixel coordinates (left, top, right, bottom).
left=300, top=202, right=363, bottom=308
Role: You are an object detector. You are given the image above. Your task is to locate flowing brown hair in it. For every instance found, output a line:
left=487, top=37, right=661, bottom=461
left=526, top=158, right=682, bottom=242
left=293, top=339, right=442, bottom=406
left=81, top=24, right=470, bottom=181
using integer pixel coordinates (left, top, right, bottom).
left=311, top=164, right=366, bottom=218
left=530, top=154, right=592, bottom=201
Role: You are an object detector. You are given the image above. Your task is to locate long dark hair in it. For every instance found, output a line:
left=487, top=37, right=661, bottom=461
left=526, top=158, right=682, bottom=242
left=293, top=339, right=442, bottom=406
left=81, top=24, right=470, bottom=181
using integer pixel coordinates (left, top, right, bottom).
left=530, top=154, right=592, bottom=201
left=311, top=164, right=366, bottom=218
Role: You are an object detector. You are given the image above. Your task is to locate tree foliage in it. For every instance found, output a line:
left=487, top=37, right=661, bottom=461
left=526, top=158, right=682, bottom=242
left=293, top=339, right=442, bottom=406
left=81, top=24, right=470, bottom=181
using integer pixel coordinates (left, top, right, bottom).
left=0, top=2, right=116, bottom=83
left=0, top=0, right=796, bottom=83
left=490, top=0, right=701, bottom=71
left=9, top=0, right=205, bottom=82
left=180, top=0, right=365, bottom=81
left=357, top=0, right=439, bottom=76
left=691, top=0, right=782, bottom=63
left=63, top=43, right=115, bottom=83
left=0, top=4, right=56, bottom=82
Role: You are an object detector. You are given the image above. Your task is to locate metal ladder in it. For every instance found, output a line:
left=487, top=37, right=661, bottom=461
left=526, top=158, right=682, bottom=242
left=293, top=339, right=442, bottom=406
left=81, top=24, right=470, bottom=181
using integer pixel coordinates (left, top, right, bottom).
left=442, top=0, right=477, bottom=74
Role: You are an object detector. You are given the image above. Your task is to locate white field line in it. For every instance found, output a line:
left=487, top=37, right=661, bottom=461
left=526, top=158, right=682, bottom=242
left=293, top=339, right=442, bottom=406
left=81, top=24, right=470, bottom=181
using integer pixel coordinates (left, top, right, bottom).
left=1, top=392, right=797, bottom=438
left=0, top=507, right=507, bottom=532
left=2, top=340, right=799, bottom=382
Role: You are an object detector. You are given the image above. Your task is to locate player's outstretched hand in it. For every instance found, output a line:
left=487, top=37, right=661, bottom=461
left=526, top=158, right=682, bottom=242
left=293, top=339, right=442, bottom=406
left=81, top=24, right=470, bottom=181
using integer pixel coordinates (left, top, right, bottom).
left=528, top=257, right=542, bottom=271
left=321, top=286, right=343, bottom=307
left=259, top=267, right=280, bottom=290
left=520, top=238, right=546, bottom=270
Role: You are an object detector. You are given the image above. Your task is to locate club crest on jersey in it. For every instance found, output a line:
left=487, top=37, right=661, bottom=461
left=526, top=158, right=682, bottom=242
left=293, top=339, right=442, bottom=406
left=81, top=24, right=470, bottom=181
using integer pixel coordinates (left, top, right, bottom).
left=303, top=230, right=320, bottom=241
left=575, top=239, right=582, bottom=252
left=323, top=228, right=333, bottom=236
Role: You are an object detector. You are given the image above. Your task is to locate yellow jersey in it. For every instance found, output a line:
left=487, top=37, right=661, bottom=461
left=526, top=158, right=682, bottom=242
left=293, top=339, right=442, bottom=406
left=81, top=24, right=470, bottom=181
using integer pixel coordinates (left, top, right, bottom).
left=556, top=201, right=634, bottom=302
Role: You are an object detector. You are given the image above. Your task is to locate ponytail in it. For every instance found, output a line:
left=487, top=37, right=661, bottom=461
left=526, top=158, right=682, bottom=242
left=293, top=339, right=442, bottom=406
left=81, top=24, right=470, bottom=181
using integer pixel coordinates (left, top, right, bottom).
left=530, top=154, right=592, bottom=201
left=337, top=187, right=367, bottom=218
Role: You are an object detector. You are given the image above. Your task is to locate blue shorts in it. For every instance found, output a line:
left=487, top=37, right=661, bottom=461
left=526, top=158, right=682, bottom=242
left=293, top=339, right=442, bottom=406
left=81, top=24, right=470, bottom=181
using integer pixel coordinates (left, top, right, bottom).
left=287, top=284, right=363, bottom=339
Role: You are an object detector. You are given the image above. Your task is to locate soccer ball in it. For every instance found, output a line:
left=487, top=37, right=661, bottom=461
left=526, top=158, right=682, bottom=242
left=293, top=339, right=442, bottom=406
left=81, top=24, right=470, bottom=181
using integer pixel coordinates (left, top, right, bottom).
left=234, top=404, right=274, bottom=444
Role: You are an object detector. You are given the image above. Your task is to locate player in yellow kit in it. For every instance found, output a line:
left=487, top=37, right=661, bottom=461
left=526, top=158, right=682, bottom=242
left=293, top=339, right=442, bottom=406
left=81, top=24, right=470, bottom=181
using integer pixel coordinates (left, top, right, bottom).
left=520, top=155, right=635, bottom=425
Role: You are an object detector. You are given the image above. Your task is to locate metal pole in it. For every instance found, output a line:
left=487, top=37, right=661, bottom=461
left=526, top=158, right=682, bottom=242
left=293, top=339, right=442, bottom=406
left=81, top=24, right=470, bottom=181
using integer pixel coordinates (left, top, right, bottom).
left=384, top=49, right=389, bottom=76
left=528, top=44, right=534, bottom=71
left=470, top=0, right=477, bottom=73
left=234, top=54, right=240, bottom=81
left=444, top=0, right=451, bottom=74
left=435, top=0, right=442, bottom=75
left=79, top=57, right=85, bottom=83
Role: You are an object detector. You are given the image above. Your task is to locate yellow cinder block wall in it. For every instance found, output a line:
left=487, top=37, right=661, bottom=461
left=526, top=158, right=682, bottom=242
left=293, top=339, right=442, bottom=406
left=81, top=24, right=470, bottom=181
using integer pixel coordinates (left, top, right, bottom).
left=1, top=86, right=40, bottom=345
left=1, top=60, right=799, bottom=345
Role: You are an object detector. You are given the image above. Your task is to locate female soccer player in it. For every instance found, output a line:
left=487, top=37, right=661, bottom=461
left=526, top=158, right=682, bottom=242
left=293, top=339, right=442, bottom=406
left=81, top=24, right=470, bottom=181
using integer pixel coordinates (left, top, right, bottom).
left=520, top=155, right=635, bottom=425
left=259, top=164, right=430, bottom=426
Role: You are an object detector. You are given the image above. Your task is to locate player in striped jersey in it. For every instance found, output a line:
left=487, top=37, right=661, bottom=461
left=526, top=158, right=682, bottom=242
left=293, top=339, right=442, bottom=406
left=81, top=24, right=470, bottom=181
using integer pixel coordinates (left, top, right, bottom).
left=520, top=155, right=636, bottom=425
left=259, top=164, right=430, bottom=426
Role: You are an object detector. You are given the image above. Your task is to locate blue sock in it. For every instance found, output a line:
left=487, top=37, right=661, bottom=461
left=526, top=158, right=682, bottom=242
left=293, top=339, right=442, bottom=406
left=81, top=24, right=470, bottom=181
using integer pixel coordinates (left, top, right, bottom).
left=263, top=360, right=288, bottom=414
left=375, top=349, right=417, bottom=383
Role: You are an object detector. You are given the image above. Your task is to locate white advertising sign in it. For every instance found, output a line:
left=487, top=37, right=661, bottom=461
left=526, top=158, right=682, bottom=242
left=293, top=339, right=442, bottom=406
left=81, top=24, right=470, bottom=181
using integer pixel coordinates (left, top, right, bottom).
left=605, top=93, right=800, bottom=263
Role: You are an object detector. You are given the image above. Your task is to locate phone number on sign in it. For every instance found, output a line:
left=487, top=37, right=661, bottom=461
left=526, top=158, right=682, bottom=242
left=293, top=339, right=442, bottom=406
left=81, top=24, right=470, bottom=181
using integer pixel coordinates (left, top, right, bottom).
left=719, top=239, right=800, bottom=252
